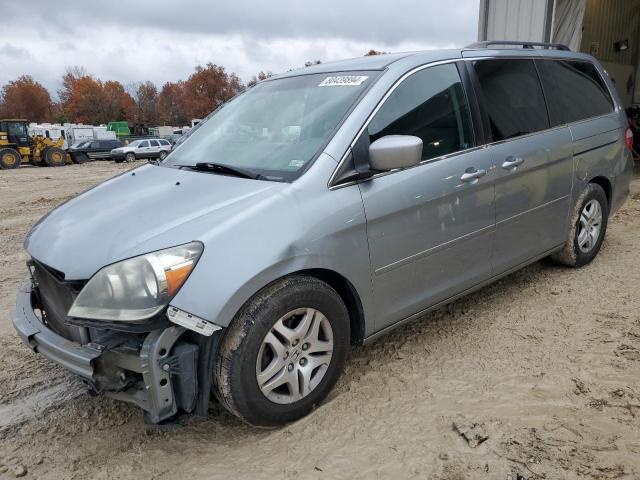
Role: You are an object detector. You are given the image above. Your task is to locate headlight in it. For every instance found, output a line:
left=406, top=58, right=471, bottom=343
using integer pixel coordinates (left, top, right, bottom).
left=68, top=242, right=203, bottom=322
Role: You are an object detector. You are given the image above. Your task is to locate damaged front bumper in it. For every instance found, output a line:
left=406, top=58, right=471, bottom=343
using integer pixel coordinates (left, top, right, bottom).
left=11, top=280, right=206, bottom=424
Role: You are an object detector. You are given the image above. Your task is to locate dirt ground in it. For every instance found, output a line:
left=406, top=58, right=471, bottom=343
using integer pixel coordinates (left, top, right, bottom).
left=1, top=161, right=640, bottom=480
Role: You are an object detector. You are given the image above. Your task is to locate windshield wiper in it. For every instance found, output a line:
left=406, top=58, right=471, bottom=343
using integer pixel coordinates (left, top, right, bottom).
left=174, top=162, right=264, bottom=180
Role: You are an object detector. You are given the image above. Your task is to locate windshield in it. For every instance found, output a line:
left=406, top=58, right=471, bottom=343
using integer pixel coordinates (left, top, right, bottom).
left=164, top=71, right=378, bottom=181
left=7, top=122, right=27, bottom=137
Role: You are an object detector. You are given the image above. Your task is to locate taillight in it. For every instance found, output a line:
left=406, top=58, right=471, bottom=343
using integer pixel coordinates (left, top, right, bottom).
left=625, top=127, right=633, bottom=151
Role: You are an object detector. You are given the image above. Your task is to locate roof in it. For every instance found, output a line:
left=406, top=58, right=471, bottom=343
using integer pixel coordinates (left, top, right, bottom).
left=273, top=50, right=462, bottom=79
left=270, top=44, right=595, bottom=82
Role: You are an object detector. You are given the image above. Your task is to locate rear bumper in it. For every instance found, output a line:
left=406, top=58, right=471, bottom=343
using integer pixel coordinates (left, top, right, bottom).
left=11, top=280, right=200, bottom=423
left=11, top=281, right=100, bottom=379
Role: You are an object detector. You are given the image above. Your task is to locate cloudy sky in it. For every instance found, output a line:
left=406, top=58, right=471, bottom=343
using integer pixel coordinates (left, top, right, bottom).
left=0, top=0, right=480, bottom=97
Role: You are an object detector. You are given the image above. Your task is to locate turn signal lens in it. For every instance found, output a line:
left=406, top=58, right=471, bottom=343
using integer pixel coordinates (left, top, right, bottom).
left=166, top=261, right=194, bottom=296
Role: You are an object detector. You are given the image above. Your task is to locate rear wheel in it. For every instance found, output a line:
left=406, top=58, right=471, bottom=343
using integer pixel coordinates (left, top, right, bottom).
left=214, top=275, right=350, bottom=427
left=0, top=148, right=21, bottom=169
left=71, top=152, right=89, bottom=164
left=44, top=147, right=67, bottom=167
left=551, top=183, right=608, bottom=267
left=159, top=150, right=168, bottom=160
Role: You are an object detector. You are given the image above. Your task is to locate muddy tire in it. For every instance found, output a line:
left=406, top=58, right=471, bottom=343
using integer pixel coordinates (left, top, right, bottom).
left=551, top=183, right=608, bottom=268
left=71, top=152, right=89, bottom=164
left=0, top=148, right=21, bottom=169
left=44, top=147, right=67, bottom=167
left=214, top=275, right=350, bottom=427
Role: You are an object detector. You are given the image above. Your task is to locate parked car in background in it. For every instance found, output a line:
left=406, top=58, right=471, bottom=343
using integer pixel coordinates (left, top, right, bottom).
left=68, top=139, right=123, bottom=164
left=12, top=43, right=633, bottom=428
left=111, top=138, right=172, bottom=162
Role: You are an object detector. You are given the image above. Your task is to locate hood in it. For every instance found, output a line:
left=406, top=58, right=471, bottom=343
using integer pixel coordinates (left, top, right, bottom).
left=25, top=164, right=285, bottom=279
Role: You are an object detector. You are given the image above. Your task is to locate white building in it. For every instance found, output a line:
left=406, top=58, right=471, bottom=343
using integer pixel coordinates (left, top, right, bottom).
left=478, top=0, right=640, bottom=107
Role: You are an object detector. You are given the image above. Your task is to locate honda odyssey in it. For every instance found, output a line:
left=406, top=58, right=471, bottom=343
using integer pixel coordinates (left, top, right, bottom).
left=12, top=42, right=633, bottom=427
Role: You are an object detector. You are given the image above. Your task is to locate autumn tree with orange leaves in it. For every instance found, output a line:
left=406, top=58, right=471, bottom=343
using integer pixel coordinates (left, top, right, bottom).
left=182, top=63, right=243, bottom=120
left=1, top=62, right=246, bottom=126
left=0, top=75, right=52, bottom=122
left=157, top=81, right=188, bottom=126
left=58, top=67, right=136, bottom=125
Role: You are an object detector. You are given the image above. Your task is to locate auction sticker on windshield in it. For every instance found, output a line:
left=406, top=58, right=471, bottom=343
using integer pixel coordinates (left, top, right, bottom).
left=319, top=75, right=368, bottom=87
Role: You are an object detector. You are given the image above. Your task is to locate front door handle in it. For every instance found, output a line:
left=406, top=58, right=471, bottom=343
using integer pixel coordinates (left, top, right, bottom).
left=460, top=168, right=487, bottom=184
left=502, top=156, right=524, bottom=169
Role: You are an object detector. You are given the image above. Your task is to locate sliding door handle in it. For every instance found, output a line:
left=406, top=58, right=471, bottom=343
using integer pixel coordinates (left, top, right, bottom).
left=502, top=156, right=524, bottom=169
left=460, top=168, right=487, bottom=183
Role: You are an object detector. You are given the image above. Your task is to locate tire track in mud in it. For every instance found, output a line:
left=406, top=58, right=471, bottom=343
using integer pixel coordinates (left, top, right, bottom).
left=0, top=336, right=84, bottom=435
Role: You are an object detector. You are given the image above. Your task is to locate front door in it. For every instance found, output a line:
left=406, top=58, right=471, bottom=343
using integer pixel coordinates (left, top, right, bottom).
left=358, top=62, right=496, bottom=332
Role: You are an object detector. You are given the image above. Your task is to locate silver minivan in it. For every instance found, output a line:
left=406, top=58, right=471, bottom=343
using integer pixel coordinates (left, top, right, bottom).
left=12, top=42, right=633, bottom=427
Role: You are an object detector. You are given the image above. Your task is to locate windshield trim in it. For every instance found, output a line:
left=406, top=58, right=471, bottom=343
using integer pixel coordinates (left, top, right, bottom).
left=162, top=70, right=383, bottom=183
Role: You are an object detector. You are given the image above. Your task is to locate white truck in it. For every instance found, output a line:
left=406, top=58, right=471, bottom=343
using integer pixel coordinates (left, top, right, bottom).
left=66, top=126, right=116, bottom=148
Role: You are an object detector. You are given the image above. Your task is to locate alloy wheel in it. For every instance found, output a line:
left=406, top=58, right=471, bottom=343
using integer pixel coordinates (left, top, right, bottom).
left=577, top=199, right=602, bottom=253
left=256, top=308, right=333, bottom=404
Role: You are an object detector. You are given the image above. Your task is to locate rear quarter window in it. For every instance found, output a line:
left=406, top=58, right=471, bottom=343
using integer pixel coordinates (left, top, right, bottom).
left=536, top=59, right=614, bottom=126
left=473, top=59, right=549, bottom=141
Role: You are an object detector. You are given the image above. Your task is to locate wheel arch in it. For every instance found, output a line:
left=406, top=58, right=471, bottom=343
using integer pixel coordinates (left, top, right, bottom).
left=588, top=175, right=612, bottom=210
left=295, top=268, right=366, bottom=345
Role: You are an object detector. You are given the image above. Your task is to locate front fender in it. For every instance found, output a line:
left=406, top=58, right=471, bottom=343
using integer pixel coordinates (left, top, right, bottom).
left=168, top=153, right=374, bottom=334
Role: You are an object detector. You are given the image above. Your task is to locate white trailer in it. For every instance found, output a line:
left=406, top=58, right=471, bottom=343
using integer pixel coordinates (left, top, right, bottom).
left=148, top=126, right=176, bottom=137
left=65, top=126, right=116, bottom=147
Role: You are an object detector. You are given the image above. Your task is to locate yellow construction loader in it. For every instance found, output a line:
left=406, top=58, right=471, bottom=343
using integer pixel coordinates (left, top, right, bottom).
left=0, top=119, right=69, bottom=169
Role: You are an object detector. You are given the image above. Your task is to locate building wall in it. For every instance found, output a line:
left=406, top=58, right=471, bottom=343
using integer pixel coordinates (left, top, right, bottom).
left=580, top=0, right=640, bottom=106
left=580, top=0, right=640, bottom=65
left=478, top=0, right=552, bottom=42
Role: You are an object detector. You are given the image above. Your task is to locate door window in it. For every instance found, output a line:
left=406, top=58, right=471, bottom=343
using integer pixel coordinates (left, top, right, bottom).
left=139, top=141, right=149, bottom=148
left=473, top=59, right=549, bottom=141
left=150, top=140, right=160, bottom=147
left=368, top=63, right=474, bottom=161
left=536, top=59, right=613, bottom=126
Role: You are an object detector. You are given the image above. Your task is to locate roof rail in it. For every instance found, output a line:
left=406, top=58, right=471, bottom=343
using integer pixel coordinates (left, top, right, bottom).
left=466, top=40, right=571, bottom=51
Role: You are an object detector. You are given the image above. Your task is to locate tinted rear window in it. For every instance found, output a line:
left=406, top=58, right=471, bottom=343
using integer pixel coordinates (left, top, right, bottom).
left=536, top=59, right=613, bottom=126
left=473, top=59, right=549, bottom=141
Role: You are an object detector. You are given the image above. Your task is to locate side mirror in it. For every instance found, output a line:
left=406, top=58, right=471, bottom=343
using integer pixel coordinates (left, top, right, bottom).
left=369, top=135, right=423, bottom=171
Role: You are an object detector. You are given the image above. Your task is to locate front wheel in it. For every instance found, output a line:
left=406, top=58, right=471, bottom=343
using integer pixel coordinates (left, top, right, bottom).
left=44, top=147, right=67, bottom=167
left=214, top=276, right=350, bottom=427
left=125, top=152, right=136, bottom=163
left=551, top=183, right=608, bottom=267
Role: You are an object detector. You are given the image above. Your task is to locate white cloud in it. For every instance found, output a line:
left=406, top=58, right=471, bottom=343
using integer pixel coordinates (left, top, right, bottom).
left=0, top=1, right=479, bottom=97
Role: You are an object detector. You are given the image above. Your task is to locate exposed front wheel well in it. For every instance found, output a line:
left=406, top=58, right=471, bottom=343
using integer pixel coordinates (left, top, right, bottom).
left=296, top=268, right=366, bottom=345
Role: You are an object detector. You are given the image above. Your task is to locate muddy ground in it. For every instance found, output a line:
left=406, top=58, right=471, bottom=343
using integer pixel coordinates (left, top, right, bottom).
left=1, top=161, right=640, bottom=479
